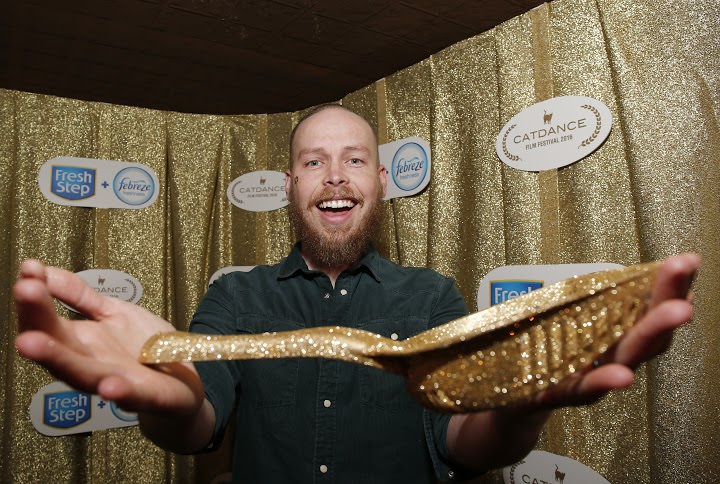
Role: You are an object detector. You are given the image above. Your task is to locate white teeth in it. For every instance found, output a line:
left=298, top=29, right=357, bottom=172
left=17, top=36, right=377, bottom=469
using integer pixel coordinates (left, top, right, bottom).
left=319, top=199, right=355, bottom=209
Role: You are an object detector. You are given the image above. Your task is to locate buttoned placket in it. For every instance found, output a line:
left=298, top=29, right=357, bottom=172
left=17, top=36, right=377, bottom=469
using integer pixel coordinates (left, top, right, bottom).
left=313, top=274, right=355, bottom=482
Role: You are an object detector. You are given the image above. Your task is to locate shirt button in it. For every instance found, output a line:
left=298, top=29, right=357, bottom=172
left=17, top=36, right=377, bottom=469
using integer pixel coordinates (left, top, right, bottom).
left=323, top=293, right=330, bottom=299
left=323, top=399, right=332, bottom=408
left=319, top=465, right=328, bottom=473
left=340, top=289, right=348, bottom=296
left=448, top=470, right=455, bottom=479
left=390, top=333, right=399, bottom=340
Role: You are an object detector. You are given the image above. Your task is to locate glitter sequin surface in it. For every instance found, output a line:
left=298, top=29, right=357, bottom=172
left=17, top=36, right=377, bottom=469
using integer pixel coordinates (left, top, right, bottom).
left=141, top=262, right=658, bottom=412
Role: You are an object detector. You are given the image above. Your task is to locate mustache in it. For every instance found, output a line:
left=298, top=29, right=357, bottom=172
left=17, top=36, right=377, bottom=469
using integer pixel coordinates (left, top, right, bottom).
left=307, top=186, right=364, bottom=209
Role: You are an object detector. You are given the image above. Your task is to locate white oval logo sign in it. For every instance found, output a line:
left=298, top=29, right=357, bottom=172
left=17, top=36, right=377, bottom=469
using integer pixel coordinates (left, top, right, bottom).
left=29, top=381, right=137, bottom=437
left=38, top=157, right=159, bottom=209
left=496, top=96, right=612, bottom=171
left=380, top=136, right=432, bottom=200
left=503, top=450, right=610, bottom=484
left=227, top=170, right=288, bottom=212
left=477, top=262, right=624, bottom=310
left=61, top=269, right=143, bottom=312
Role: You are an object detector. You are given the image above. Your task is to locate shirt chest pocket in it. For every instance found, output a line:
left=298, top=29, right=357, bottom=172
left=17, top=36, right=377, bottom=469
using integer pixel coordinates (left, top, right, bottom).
left=357, top=317, right=428, bottom=411
left=241, top=359, right=300, bottom=408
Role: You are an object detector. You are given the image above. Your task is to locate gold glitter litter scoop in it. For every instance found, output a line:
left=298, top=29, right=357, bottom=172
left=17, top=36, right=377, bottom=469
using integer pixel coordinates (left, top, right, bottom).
left=140, top=261, right=659, bottom=413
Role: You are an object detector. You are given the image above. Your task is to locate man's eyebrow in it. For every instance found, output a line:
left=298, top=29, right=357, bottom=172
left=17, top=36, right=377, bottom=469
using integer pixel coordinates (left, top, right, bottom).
left=296, top=147, right=327, bottom=158
left=296, top=146, right=371, bottom=157
left=343, top=145, right=371, bottom=155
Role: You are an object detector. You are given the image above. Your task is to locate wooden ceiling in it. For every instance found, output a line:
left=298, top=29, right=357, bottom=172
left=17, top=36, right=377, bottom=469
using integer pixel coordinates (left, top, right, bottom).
left=1, top=0, right=545, bottom=114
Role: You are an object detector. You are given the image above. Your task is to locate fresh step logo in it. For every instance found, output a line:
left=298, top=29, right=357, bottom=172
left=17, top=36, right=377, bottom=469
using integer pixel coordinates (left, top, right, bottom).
left=30, top=381, right=138, bottom=436
left=491, top=280, right=544, bottom=306
left=51, top=166, right=95, bottom=200
left=477, top=263, right=624, bottom=310
left=43, top=390, right=91, bottom=429
left=39, top=157, right=159, bottom=209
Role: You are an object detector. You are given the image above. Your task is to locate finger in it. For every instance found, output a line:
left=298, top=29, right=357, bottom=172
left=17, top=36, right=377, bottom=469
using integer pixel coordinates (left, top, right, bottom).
left=43, top=266, right=114, bottom=319
left=534, top=364, right=634, bottom=409
left=19, top=260, right=113, bottom=317
left=99, top=364, right=204, bottom=416
left=613, top=298, right=693, bottom=368
left=15, top=331, right=124, bottom=394
left=16, top=259, right=113, bottom=323
left=18, top=259, right=49, bottom=282
left=14, top=276, right=84, bottom=350
left=648, top=253, right=700, bottom=308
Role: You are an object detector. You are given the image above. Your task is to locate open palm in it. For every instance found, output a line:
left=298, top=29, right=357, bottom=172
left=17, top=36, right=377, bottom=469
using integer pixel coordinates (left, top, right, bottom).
left=14, top=260, right=204, bottom=417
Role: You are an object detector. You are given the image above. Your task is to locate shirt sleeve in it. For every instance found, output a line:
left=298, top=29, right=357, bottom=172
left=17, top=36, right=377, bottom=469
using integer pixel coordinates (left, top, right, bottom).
left=189, top=276, right=243, bottom=451
left=422, top=275, right=481, bottom=482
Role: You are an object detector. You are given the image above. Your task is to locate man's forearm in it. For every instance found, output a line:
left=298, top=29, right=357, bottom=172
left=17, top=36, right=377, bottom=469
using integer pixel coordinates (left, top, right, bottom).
left=139, top=397, right=217, bottom=454
left=446, top=408, right=550, bottom=473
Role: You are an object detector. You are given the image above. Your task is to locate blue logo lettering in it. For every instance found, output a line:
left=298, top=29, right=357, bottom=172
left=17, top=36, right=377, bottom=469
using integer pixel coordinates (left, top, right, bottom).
left=391, top=142, right=428, bottom=191
left=490, top=280, right=543, bottom=305
left=51, top=166, right=96, bottom=200
left=113, top=167, right=155, bottom=206
left=43, top=390, right=91, bottom=428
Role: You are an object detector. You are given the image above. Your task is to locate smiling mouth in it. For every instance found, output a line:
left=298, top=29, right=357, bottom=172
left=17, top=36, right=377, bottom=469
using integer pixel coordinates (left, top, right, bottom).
left=317, top=199, right=357, bottom=211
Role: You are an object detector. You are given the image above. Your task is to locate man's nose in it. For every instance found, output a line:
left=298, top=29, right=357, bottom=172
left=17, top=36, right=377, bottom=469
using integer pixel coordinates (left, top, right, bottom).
left=325, top=161, right=347, bottom=185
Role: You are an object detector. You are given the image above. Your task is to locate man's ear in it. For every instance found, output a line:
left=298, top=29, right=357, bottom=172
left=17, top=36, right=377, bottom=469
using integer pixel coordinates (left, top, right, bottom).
left=378, top=165, right=388, bottom=199
left=285, top=170, right=292, bottom=196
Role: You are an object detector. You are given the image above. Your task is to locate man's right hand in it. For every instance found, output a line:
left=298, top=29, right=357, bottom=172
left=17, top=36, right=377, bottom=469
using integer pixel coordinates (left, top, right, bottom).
left=14, top=260, right=209, bottom=434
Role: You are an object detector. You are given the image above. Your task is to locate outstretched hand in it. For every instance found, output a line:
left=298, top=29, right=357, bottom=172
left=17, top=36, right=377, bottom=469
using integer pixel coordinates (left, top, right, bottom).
left=14, top=260, right=204, bottom=417
left=529, top=252, right=700, bottom=409
left=447, top=253, right=701, bottom=472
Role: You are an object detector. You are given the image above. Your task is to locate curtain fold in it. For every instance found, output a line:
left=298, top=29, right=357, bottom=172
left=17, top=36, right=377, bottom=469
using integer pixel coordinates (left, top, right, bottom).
left=1, top=0, right=717, bottom=482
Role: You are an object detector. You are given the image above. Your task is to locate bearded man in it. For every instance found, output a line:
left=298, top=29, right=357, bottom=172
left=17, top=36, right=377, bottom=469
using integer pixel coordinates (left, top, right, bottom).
left=14, top=104, right=699, bottom=483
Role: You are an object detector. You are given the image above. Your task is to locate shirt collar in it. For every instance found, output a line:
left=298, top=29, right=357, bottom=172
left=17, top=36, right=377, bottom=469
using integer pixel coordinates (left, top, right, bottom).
left=278, top=241, right=382, bottom=282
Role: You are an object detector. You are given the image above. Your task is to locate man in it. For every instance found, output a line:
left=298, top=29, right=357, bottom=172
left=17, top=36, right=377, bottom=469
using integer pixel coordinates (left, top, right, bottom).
left=14, top=105, right=699, bottom=482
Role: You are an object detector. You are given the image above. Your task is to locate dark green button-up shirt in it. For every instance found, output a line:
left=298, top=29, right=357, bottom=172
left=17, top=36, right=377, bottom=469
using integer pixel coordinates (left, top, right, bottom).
left=191, top=243, right=469, bottom=483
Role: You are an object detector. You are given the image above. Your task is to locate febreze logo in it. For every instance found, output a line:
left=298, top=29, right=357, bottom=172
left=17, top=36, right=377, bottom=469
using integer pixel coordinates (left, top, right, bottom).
left=43, top=390, right=91, bottom=429
left=51, top=166, right=96, bottom=200
left=491, top=280, right=543, bottom=305
left=380, top=136, right=432, bottom=200
left=113, top=166, right=155, bottom=206
left=391, top=142, right=428, bottom=192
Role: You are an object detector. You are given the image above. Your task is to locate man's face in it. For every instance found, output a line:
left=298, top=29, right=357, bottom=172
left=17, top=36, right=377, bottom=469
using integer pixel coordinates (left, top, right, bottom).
left=285, top=107, right=387, bottom=269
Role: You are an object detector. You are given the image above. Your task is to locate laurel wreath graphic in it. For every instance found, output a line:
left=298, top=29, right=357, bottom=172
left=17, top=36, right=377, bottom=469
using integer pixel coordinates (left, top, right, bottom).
left=508, top=459, right=526, bottom=484
left=502, top=124, right=520, bottom=161
left=230, top=181, right=244, bottom=205
left=579, top=104, right=602, bottom=148
left=124, top=278, right=138, bottom=303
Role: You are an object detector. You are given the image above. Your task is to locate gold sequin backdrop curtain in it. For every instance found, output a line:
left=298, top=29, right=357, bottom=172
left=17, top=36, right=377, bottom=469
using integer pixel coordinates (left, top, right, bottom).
left=0, top=0, right=717, bottom=482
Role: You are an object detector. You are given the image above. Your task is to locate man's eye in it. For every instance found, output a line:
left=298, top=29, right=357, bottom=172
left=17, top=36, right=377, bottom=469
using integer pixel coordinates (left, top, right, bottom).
left=348, top=158, right=362, bottom=165
left=305, top=160, right=320, bottom=167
